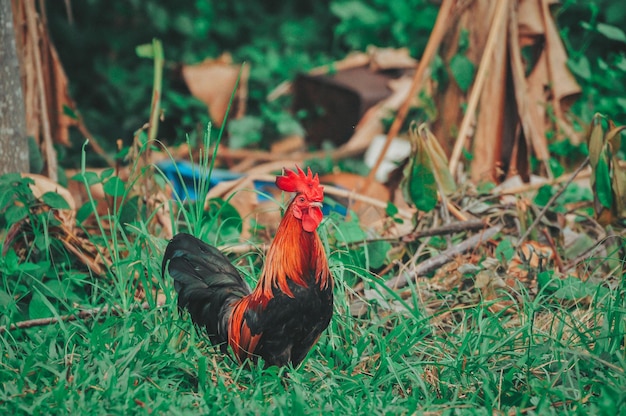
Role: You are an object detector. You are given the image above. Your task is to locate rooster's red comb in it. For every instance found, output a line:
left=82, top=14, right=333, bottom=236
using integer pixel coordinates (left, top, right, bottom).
left=275, top=165, right=324, bottom=201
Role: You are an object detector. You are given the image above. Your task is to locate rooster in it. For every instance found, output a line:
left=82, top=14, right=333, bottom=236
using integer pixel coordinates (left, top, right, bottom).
left=162, top=166, right=333, bottom=368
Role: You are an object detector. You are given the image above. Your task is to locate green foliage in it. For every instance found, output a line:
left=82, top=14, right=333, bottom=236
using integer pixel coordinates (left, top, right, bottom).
left=46, top=0, right=439, bottom=165
left=448, top=30, right=475, bottom=93
left=330, top=0, right=437, bottom=54
left=533, top=182, right=593, bottom=213
left=227, top=116, right=264, bottom=149
left=585, top=114, right=626, bottom=223
left=326, top=212, right=391, bottom=286
left=449, top=53, right=475, bottom=93
left=202, top=198, right=242, bottom=245
left=0, top=174, right=91, bottom=326
left=558, top=0, right=626, bottom=133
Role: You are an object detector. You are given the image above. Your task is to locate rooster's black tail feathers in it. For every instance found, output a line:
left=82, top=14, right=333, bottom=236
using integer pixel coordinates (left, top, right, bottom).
left=162, top=233, right=250, bottom=345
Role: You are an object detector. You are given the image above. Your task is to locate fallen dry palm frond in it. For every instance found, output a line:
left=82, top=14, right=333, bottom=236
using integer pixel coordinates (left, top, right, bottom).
left=434, top=0, right=581, bottom=183
left=11, top=0, right=113, bottom=177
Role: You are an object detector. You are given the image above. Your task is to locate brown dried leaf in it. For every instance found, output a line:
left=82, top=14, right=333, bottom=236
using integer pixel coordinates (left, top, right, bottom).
left=367, top=46, right=418, bottom=71
left=470, top=10, right=507, bottom=183
left=22, top=173, right=76, bottom=226
left=270, top=135, right=305, bottom=154
left=508, top=240, right=554, bottom=281
left=182, top=54, right=249, bottom=127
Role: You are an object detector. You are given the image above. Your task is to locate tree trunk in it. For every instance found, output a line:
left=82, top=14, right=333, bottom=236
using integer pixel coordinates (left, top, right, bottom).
left=0, top=0, right=29, bottom=175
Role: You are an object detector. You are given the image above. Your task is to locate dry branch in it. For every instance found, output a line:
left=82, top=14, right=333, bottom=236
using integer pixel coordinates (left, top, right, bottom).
left=0, top=301, right=162, bottom=334
left=387, top=224, right=502, bottom=290
left=402, top=219, right=488, bottom=242
left=516, top=155, right=590, bottom=247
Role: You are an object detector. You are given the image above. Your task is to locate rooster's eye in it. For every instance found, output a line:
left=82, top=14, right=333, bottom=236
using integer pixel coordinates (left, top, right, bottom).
left=298, top=196, right=306, bottom=203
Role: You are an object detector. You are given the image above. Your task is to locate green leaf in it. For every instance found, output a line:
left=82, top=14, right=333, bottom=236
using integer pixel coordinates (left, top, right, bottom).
left=44, top=280, right=71, bottom=301
left=76, top=202, right=94, bottom=223
left=537, top=270, right=559, bottom=291
left=595, top=155, right=613, bottom=209
left=4, top=205, right=29, bottom=225
left=0, top=188, right=17, bottom=211
left=367, top=240, right=391, bottom=269
left=552, top=277, right=595, bottom=300
left=103, top=176, right=126, bottom=197
left=408, top=163, right=437, bottom=212
left=596, top=23, right=626, bottom=43
left=227, top=116, right=264, bottom=149
left=62, top=104, right=78, bottom=120
left=41, top=192, right=70, bottom=210
left=548, top=157, right=564, bottom=178
left=587, top=114, right=606, bottom=169
left=495, top=238, right=515, bottom=262
left=203, top=198, right=242, bottom=245
left=0, top=289, right=13, bottom=308
left=0, top=172, right=23, bottom=185
left=385, top=202, right=399, bottom=217
left=100, top=168, right=116, bottom=180
left=449, top=54, right=475, bottom=92
left=330, top=1, right=381, bottom=25
left=568, top=56, right=592, bottom=80
left=4, top=249, right=18, bottom=274
left=28, top=292, right=50, bottom=319
left=403, top=125, right=439, bottom=212
left=419, top=124, right=456, bottom=195
left=72, top=171, right=101, bottom=186
left=136, top=43, right=156, bottom=58
left=16, top=262, right=42, bottom=273
left=336, top=221, right=367, bottom=244
left=534, top=184, right=553, bottom=207
left=402, top=124, right=437, bottom=211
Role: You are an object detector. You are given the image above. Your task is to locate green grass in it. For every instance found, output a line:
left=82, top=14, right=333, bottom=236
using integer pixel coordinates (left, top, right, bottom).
left=1, top=265, right=624, bottom=414
left=1, top=138, right=625, bottom=414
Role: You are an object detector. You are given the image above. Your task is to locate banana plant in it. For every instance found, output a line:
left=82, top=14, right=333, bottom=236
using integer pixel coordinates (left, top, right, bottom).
left=587, top=113, right=626, bottom=225
left=402, top=123, right=456, bottom=212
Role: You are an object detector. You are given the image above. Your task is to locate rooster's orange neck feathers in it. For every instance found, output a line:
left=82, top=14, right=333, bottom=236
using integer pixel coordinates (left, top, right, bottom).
left=250, top=198, right=331, bottom=306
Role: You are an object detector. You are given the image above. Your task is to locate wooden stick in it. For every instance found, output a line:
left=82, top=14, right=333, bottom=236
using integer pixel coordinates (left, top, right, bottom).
left=516, top=155, right=590, bottom=247
left=401, top=219, right=487, bottom=242
left=492, top=167, right=591, bottom=197
left=0, top=302, right=160, bottom=334
left=386, top=224, right=502, bottom=289
left=362, top=0, right=455, bottom=192
left=448, top=0, right=509, bottom=175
